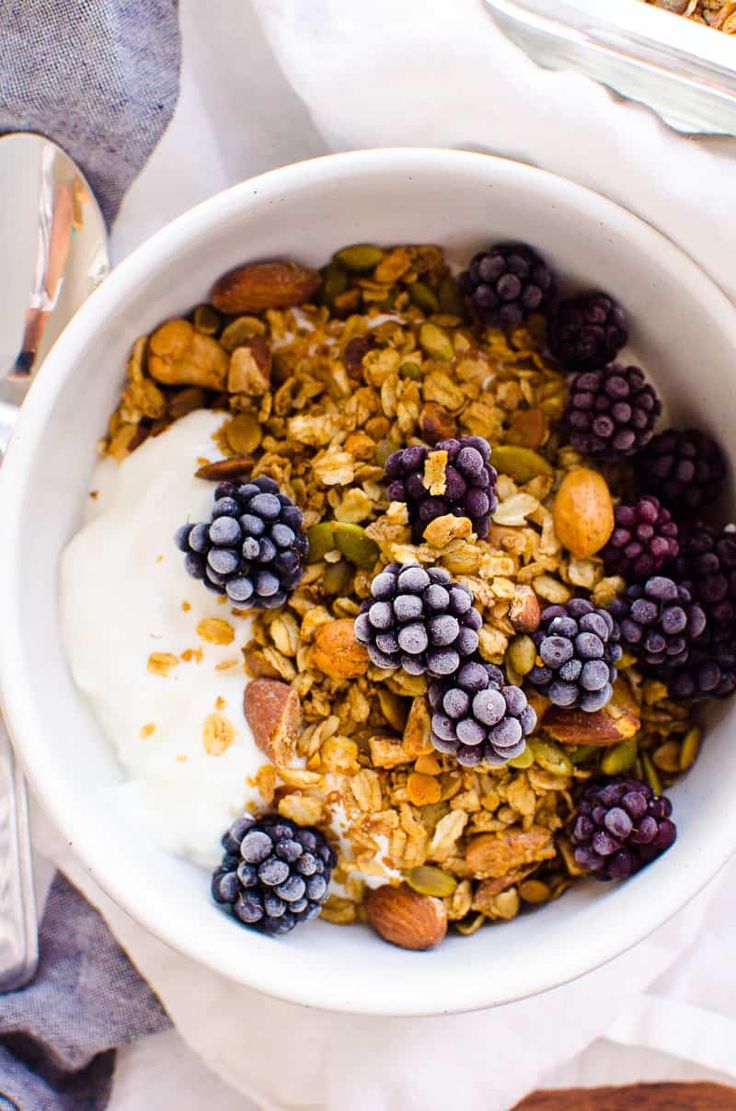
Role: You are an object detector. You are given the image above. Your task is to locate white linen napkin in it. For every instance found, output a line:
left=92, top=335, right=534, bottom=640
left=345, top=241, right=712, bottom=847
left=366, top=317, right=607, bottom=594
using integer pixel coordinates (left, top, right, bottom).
left=79, top=0, right=736, bottom=1106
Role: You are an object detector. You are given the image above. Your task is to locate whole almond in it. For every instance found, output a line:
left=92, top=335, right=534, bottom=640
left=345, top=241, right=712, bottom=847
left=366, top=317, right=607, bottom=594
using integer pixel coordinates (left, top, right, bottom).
left=211, top=260, right=321, bottom=314
left=508, top=584, right=541, bottom=633
left=312, top=619, right=369, bottom=679
left=553, top=467, right=614, bottom=558
left=364, top=883, right=447, bottom=951
left=244, top=678, right=302, bottom=767
left=544, top=683, right=641, bottom=747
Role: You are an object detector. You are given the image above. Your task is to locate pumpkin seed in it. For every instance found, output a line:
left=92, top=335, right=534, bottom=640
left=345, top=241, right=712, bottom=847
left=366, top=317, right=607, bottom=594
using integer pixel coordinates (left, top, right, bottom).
left=569, top=744, right=599, bottom=765
left=333, top=522, right=380, bottom=568
left=334, top=244, right=384, bottom=272
left=220, top=315, right=266, bottom=351
left=642, top=752, right=662, bottom=795
left=378, top=689, right=409, bottom=732
left=492, top=444, right=554, bottom=482
left=405, top=866, right=457, bottom=898
left=438, top=275, right=464, bottom=316
left=518, top=879, right=551, bottom=904
left=601, top=738, right=637, bottom=776
left=653, top=740, right=681, bottom=774
left=680, top=726, right=701, bottom=771
left=408, top=281, right=440, bottom=314
left=306, top=522, right=336, bottom=562
left=507, top=634, right=537, bottom=676
left=319, top=263, right=349, bottom=307
left=455, top=913, right=485, bottom=936
left=193, top=304, right=221, bottom=335
left=507, top=744, right=534, bottom=769
left=224, top=412, right=262, bottom=455
left=322, top=559, right=352, bottom=596
left=419, top=321, right=454, bottom=361
left=528, top=738, right=573, bottom=776
left=399, top=361, right=422, bottom=381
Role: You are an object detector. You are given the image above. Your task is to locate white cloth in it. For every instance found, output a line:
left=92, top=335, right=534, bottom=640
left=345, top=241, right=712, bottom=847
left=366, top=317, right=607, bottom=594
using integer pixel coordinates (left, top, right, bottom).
left=52, top=0, right=736, bottom=1106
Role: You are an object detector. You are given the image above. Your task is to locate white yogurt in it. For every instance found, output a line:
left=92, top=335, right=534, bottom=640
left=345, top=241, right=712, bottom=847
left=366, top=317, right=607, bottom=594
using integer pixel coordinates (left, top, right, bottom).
left=61, top=410, right=266, bottom=867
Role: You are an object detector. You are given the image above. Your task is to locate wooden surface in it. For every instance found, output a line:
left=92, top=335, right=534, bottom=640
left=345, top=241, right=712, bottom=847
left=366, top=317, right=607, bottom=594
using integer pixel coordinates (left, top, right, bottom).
left=514, top=1082, right=736, bottom=1109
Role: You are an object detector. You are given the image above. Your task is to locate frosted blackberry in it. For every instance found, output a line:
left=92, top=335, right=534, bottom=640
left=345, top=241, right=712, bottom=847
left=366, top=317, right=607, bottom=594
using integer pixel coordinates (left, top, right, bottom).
left=547, top=292, right=627, bottom=373
left=385, top=436, right=498, bottom=542
left=565, top=364, right=661, bottom=460
left=457, top=243, right=555, bottom=328
left=641, top=428, right=726, bottom=513
left=601, top=496, right=679, bottom=582
left=671, top=524, right=736, bottom=641
left=175, top=475, right=307, bottom=609
left=354, top=562, right=482, bottom=678
left=571, top=778, right=676, bottom=881
left=428, top=660, right=536, bottom=767
left=212, top=814, right=335, bottom=936
left=665, top=636, right=736, bottom=701
left=608, top=576, right=706, bottom=671
left=527, top=598, right=622, bottom=712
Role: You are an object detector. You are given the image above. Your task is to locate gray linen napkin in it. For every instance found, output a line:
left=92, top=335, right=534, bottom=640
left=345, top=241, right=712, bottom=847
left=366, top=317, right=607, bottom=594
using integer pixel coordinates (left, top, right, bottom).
left=0, top=0, right=181, bottom=222
left=0, top=874, right=170, bottom=1111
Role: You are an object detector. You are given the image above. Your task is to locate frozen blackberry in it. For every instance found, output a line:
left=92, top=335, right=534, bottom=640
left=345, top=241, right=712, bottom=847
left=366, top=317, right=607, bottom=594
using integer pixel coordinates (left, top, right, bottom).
left=457, top=243, right=555, bottom=328
left=565, top=364, right=661, bottom=460
left=609, top=576, right=706, bottom=671
left=212, top=814, right=335, bottom=936
left=527, top=598, right=622, bottom=713
left=601, top=496, right=679, bottom=582
left=175, top=475, right=308, bottom=608
left=665, top=636, right=736, bottom=701
left=641, top=428, right=726, bottom=513
left=671, top=524, right=736, bottom=640
left=354, top=562, right=482, bottom=678
left=547, top=292, right=628, bottom=373
left=571, top=778, right=676, bottom=881
left=429, top=660, right=536, bottom=767
left=385, top=436, right=498, bottom=542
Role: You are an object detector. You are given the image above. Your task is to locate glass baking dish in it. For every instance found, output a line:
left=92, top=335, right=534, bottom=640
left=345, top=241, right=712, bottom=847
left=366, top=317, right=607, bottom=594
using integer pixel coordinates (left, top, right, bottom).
left=483, top=0, right=736, bottom=134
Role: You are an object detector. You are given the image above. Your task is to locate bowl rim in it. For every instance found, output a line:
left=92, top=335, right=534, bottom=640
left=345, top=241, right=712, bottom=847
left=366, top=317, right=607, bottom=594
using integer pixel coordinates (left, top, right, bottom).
left=2, top=147, right=736, bottom=1016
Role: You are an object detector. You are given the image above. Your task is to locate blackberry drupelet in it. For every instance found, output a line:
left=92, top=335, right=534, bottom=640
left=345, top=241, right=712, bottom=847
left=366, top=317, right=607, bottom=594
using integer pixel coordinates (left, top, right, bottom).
left=672, top=524, right=736, bottom=639
left=601, top=495, right=679, bottom=582
left=571, top=778, right=676, bottom=881
left=354, top=562, right=482, bottom=678
left=547, top=292, right=628, bottom=373
left=609, top=575, right=706, bottom=671
left=384, top=436, right=498, bottom=542
left=527, top=598, right=622, bottom=712
left=457, top=243, right=555, bottom=328
left=428, top=660, right=536, bottom=767
left=565, top=364, right=661, bottom=460
left=212, top=814, right=335, bottom=935
left=641, top=428, right=726, bottom=513
left=175, top=475, right=308, bottom=608
left=666, top=636, right=736, bottom=701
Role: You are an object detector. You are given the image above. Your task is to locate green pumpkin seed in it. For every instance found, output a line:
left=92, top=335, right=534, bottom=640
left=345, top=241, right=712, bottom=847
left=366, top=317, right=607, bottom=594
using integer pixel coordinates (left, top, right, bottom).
left=528, top=739, right=573, bottom=776
left=333, top=522, right=380, bottom=569
left=492, top=444, right=554, bottom=482
left=224, top=412, right=262, bottom=455
left=418, top=800, right=450, bottom=831
left=373, top=439, right=394, bottom=466
left=323, top=559, right=352, bottom=595
left=319, top=263, right=349, bottom=307
left=408, top=281, right=440, bottom=314
left=507, top=635, right=537, bottom=677
left=652, top=740, right=681, bottom=774
left=334, top=244, right=384, bottom=272
left=568, top=744, right=599, bottom=765
left=642, top=752, right=662, bottom=795
left=378, top=689, right=409, bottom=732
left=419, top=321, right=454, bottom=361
left=455, top=913, right=485, bottom=937
left=399, top=361, right=422, bottom=381
left=193, top=304, right=221, bottom=335
left=507, top=744, right=534, bottom=770
left=438, top=275, right=465, bottom=316
left=220, top=315, right=266, bottom=351
left=601, top=738, right=637, bottom=776
left=306, top=522, right=336, bottom=562
left=680, top=726, right=701, bottom=771
left=518, top=879, right=551, bottom=904
left=405, top=866, right=457, bottom=899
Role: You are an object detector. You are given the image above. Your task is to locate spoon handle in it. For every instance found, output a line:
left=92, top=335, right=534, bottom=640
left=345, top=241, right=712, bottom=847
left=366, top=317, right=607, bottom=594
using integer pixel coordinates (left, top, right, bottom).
left=0, top=716, right=38, bottom=990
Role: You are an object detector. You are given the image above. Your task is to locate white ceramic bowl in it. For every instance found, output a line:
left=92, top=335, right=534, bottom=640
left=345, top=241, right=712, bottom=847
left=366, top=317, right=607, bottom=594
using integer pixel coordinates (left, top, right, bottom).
left=2, top=149, right=736, bottom=1016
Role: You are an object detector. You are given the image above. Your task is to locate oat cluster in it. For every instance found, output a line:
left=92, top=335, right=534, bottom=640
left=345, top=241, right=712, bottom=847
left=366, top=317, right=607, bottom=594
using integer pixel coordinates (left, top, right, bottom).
left=645, top=0, right=736, bottom=32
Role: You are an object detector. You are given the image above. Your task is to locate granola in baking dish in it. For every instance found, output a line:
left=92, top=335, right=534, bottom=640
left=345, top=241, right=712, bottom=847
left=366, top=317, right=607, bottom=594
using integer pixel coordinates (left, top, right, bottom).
left=85, top=240, right=734, bottom=949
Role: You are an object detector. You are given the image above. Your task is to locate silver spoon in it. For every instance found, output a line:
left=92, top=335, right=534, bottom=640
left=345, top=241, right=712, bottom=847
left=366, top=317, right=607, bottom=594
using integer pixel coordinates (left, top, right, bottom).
left=0, top=133, right=108, bottom=990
